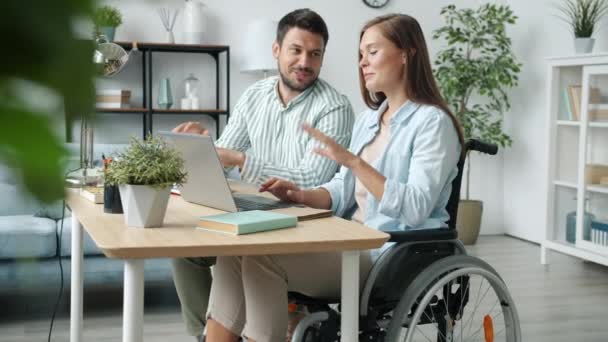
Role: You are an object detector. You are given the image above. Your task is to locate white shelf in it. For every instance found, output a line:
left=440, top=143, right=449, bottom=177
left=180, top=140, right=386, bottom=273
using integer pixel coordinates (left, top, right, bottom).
left=556, top=120, right=608, bottom=128
left=556, top=120, right=580, bottom=126
left=544, top=62, right=608, bottom=267
left=590, top=121, right=608, bottom=128
left=554, top=180, right=577, bottom=189
left=587, top=184, right=608, bottom=194
left=543, top=240, right=608, bottom=266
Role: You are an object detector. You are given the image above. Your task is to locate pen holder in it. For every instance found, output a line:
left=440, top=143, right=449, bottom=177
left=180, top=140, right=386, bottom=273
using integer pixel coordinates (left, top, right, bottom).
left=104, top=184, right=124, bottom=214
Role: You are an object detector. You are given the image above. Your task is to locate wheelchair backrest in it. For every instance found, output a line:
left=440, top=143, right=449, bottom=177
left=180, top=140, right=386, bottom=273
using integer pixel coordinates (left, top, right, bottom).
left=363, top=139, right=497, bottom=317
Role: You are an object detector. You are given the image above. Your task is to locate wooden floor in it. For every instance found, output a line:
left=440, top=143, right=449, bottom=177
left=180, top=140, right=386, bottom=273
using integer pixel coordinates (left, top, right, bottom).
left=1, top=235, right=608, bottom=341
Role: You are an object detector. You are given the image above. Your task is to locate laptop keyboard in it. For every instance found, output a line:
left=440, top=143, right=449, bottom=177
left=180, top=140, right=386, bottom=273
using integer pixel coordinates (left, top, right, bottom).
left=234, top=196, right=286, bottom=211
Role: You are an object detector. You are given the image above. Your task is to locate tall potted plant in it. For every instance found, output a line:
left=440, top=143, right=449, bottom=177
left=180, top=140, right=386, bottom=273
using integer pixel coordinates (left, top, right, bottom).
left=433, top=4, right=522, bottom=244
left=104, top=135, right=187, bottom=228
left=94, top=5, right=123, bottom=41
left=556, top=0, right=608, bottom=54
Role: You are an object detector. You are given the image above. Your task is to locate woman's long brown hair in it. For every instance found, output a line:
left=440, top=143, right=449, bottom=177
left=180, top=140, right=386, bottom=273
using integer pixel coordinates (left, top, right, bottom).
left=358, top=14, right=465, bottom=149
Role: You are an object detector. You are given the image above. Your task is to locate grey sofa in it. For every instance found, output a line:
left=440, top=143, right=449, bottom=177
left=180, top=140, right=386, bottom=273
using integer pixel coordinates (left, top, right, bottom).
left=0, top=144, right=177, bottom=316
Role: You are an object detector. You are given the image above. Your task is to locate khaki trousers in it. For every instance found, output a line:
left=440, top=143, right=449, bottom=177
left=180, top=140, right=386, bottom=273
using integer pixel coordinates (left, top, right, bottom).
left=171, top=257, right=216, bottom=336
left=207, top=251, right=373, bottom=342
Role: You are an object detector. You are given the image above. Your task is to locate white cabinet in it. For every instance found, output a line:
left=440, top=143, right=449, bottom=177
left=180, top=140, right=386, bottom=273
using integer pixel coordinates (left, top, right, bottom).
left=542, top=54, right=608, bottom=266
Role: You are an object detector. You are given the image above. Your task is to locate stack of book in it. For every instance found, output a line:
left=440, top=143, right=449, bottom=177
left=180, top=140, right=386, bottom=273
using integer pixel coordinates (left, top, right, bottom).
left=80, top=186, right=104, bottom=204
left=96, top=89, right=131, bottom=109
left=563, top=85, right=608, bottom=121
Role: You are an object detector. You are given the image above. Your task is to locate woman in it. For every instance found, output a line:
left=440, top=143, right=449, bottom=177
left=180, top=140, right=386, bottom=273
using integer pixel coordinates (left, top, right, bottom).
left=205, top=14, right=464, bottom=342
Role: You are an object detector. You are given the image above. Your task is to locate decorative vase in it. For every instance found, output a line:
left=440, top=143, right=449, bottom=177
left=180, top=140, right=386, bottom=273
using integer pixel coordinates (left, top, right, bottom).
left=167, top=30, right=175, bottom=44
left=183, top=0, right=206, bottom=44
left=456, top=200, right=483, bottom=245
left=99, top=26, right=116, bottom=41
left=158, top=78, right=173, bottom=109
left=574, top=38, right=595, bottom=54
left=118, top=184, right=171, bottom=228
left=103, top=184, right=123, bottom=214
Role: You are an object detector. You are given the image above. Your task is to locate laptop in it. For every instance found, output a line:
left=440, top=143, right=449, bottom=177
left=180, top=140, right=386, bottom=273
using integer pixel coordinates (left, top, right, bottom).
left=159, top=131, right=292, bottom=212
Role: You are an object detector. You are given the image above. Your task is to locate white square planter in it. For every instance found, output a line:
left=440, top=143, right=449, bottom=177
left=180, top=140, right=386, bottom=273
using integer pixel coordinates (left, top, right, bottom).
left=119, top=184, right=171, bottom=228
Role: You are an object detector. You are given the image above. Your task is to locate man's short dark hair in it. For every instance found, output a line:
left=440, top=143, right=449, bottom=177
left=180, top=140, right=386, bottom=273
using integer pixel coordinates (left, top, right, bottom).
left=276, top=9, right=329, bottom=48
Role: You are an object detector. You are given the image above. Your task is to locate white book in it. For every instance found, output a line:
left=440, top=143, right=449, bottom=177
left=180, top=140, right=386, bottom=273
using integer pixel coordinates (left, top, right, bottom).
left=97, top=89, right=131, bottom=96
left=96, top=102, right=131, bottom=109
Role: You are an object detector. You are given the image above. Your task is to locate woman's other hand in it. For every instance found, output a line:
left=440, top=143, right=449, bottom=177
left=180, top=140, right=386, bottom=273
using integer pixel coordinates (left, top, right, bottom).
left=259, top=178, right=305, bottom=203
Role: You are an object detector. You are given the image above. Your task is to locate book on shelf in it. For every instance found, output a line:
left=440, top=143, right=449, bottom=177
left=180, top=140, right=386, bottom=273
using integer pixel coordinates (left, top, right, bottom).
left=197, top=210, right=297, bottom=235
left=96, top=89, right=131, bottom=109
left=566, top=85, right=608, bottom=121
left=80, top=186, right=104, bottom=204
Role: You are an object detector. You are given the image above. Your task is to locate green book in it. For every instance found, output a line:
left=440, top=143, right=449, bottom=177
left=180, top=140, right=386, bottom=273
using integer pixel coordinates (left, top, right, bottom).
left=197, top=210, right=297, bottom=235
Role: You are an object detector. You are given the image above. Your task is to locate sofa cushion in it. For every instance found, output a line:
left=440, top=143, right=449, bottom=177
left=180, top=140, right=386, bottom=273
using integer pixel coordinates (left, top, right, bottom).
left=0, top=184, right=40, bottom=217
left=0, top=216, right=57, bottom=259
left=57, top=218, right=103, bottom=257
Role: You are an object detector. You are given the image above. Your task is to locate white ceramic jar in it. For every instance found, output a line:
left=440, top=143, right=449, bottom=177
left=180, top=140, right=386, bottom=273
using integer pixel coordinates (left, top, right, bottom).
left=183, top=0, right=206, bottom=44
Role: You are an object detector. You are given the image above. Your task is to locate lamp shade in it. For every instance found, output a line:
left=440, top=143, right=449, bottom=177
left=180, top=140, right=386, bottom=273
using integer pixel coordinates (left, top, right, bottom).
left=241, top=19, right=278, bottom=74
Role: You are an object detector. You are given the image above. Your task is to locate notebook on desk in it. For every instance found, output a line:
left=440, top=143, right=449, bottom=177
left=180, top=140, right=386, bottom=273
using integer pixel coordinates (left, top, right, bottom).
left=198, top=210, right=297, bottom=235
left=159, top=131, right=296, bottom=212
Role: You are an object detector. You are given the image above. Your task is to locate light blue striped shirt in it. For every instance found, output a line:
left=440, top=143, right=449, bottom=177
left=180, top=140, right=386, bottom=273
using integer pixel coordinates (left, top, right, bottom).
left=322, top=100, right=461, bottom=232
left=217, top=76, right=354, bottom=188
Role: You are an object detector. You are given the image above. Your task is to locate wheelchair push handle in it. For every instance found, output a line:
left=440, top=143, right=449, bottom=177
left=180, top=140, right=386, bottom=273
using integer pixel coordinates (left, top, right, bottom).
left=465, top=139, right=498, bottom=155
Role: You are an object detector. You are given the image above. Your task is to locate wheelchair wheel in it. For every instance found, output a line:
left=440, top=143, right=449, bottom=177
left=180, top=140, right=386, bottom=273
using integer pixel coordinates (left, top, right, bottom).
left=386, top=255, right=520, bottom=342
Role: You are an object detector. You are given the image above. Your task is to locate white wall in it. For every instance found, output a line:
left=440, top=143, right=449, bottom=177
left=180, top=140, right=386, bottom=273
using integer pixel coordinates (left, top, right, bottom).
left=87, top=0, right=607, bottom=240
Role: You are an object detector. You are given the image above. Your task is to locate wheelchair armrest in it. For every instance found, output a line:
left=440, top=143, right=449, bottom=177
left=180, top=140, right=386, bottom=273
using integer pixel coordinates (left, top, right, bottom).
left=388, top=228, right=457, bottom=243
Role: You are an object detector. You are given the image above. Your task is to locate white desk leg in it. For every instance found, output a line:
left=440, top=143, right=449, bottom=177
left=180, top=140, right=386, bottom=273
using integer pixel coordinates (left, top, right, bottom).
left=123, top=259, right=144, bottom=342
left=70, top=215, right=83, bottom=342
left=341, top=250, right=359, bottom=342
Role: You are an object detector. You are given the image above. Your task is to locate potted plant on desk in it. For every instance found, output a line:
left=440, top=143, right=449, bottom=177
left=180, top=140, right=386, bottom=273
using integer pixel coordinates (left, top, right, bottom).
left=104, top=135, right=187, bottom=228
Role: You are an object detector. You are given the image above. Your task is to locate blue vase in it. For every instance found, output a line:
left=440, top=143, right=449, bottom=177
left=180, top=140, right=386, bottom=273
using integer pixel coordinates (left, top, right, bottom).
left=98, top=26, right=116, bottom=41
left=158, top=78, right=173, bottom=109
left=566, top=211, right=595, bottom=243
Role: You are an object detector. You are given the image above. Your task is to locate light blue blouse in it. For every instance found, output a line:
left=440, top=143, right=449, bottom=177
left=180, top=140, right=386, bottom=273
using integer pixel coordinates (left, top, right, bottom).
left=322, top=100, right=461, bottom=233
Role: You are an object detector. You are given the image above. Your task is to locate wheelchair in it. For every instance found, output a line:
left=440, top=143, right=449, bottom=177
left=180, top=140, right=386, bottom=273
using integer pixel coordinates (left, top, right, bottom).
left=288, top=139, right=521, bottom=342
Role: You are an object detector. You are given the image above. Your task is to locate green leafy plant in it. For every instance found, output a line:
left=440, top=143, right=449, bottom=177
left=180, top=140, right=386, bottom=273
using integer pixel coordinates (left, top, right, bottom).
left=433, top=4, right=522, bottom=199
left=556, top=0, right=608, bottom=38
left=0, top=0, right=95, bottom=203
left=94, top=5, right=123, bottom=28
left=104, top=135, right=187, bottom=188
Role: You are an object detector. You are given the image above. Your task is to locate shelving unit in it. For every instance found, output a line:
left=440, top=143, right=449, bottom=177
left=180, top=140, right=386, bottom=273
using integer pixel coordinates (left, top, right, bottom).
left=542, top=54, right=608, bottom=266
left=89, top=41, right=230, bottom=139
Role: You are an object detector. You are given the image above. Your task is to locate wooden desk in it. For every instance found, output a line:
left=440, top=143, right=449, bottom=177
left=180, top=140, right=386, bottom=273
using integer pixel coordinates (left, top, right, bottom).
left=67, top=190, right=388, bottom=342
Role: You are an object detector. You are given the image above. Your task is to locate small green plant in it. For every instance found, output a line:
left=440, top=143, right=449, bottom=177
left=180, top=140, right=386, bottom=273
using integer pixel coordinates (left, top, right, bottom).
left=94, top=5, right=123, bottom=28
left=433, top=4, right=522, bottom=199
left=556, top=0, right=608, bottom=37
left=104, top=135, right=187, bottom=188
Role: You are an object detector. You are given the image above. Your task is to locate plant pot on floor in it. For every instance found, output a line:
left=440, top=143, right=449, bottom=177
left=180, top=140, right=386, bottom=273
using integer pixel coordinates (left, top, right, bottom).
left=119, top=184, right=171, bottom=228
left=456, top=200, right=483, bottom=245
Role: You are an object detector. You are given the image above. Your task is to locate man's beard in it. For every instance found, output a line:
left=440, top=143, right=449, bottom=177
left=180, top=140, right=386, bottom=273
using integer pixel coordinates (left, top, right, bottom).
left=279, top=66, right=317, bottom=92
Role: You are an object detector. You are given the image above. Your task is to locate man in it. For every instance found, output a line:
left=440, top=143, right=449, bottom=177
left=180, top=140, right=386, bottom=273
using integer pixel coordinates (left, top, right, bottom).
left=171, top=8, right=354, bottom=341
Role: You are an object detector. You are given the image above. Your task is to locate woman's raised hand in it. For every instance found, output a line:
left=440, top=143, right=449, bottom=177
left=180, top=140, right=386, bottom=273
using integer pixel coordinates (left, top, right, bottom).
left=303, top=124, right=359, bottom=169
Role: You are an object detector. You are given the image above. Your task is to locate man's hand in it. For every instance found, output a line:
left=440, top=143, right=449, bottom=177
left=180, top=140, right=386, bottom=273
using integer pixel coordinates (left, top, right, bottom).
left=172, top=121, right=210, bottom=136
left=217, top=148, right=245, bottom=169
left=259, top=178, right=305, bottom=203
